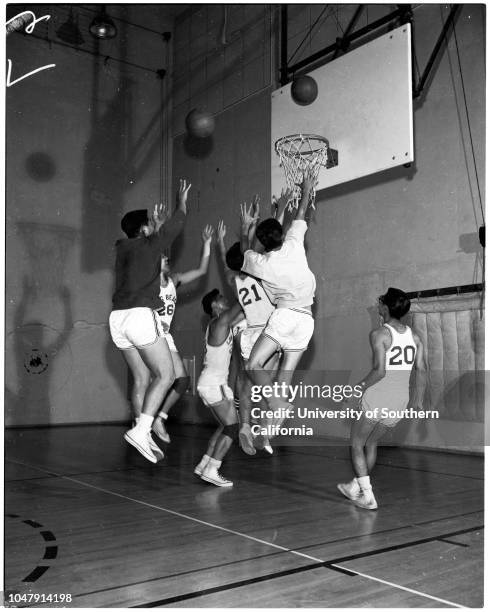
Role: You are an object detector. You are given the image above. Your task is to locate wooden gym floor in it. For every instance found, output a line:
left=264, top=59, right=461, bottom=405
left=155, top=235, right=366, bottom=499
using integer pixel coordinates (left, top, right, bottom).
left=4, top=424, right=484, bottom=608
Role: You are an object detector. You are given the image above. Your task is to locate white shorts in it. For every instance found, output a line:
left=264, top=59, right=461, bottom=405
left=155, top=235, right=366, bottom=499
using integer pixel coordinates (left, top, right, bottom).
left=163, top=332, right=177, bottom=353
left=361, top=382, right=410, bottom=427
left=240, top=326, right=264, bottom=360
left=197, top=383, right=234, bottom=407
left=109, top=308, right=163, bottom=350
left=263, top=308, right=314, bottom=351
left=232, top=318, right=248, bottom=337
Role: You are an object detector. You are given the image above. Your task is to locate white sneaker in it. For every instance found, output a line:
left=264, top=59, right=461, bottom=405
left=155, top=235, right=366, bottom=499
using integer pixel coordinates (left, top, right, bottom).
left=194, top=462, right=207, bottom=477
left=353, top=493, right=378, bottom=510
left=263, top=441, right=273, bottom=455
left=152, top=417, right=170, bottom=444
left=124, top=427, right=158, bottom=463
left=149, top=435, right=164, bottom=461
left=337, top=481, right=361, bottom=501
left=253, top=435, right=273, bottom=453
left=239, top=424, right=256, bottom=456
left=201, top=467, right=233, bottom=487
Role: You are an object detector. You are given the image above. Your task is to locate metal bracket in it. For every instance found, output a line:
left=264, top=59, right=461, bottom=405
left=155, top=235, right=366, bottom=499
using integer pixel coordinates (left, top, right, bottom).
left=325, top=148, right=339, bottom=169
left=413, top=5, right=462, bottom=98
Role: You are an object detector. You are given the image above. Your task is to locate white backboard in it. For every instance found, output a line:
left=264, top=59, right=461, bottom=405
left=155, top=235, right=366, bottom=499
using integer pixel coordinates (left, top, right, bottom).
left=271, top=24, right=413, bottom=196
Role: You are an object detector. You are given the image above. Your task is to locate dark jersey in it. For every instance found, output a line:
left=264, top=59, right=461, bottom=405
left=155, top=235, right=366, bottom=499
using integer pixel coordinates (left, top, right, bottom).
left=112, top=211, right=185, bottom=310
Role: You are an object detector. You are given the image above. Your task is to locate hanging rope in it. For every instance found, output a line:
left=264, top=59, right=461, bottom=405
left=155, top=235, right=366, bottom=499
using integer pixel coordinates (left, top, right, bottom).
left=451, top=15, right=484, bottom=224
left=287, top=6, right=330, bottom=65
left=159, top=76, right=164, bottom=208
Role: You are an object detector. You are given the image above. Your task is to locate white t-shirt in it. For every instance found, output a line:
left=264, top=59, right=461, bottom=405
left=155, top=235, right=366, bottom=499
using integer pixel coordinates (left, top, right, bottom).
left=241, top=220, right=316, bottom=309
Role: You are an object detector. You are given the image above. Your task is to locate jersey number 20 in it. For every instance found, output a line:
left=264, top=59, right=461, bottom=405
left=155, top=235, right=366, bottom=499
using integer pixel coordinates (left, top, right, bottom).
left=389, top=345, right=415, bottom=366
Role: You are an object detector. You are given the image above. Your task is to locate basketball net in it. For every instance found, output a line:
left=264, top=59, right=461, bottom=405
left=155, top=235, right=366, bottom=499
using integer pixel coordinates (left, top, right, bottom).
left=275, top=134, right=331, bottom=210
left=17, top=222, right=77, bottom=297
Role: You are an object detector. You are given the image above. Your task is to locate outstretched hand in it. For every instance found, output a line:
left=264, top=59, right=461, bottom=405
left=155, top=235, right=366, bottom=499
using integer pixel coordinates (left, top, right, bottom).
left=272, top=187, right=294, bottom=217
left=177, top=178, right=192, bottom=210
left=240, top=199, right=260, bottom=228
left=300, top=167, right=317, bottom=198
left=217, top=219, right=226, bottom=241
left=202, top=224, right=214, bottom=243
left=152, top=202, right=169, bottom=232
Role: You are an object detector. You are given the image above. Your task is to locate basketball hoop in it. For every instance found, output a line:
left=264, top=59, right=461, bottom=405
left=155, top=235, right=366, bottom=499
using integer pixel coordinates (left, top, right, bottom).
left=275, top=134, right=338, bottom=210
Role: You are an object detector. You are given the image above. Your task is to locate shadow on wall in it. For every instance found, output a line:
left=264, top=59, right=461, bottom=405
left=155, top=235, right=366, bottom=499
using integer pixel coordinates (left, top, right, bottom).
left=316, top=162, right=417, bottom=204
left=81, top=57, right=134, bottom=273
left=5, top=278, right=73, bottom=425
left=81, top=25, right=163, bottom=273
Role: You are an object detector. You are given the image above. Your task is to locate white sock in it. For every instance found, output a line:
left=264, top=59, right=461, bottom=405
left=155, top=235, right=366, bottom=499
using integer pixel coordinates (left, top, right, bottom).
left=158, top=412, right=168, bottom=421
left=207, top=458, right=222, bottom=470
left=197, top=454, right=211, bottom=469
left=136, top=413, right=153, bottom=433
left=350, top=478, right=361, bottom=492
left=357, top=475, right=372, bottom=494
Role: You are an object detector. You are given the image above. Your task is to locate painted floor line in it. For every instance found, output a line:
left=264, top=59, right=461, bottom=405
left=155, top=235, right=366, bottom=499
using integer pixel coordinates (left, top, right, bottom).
left=7, top=458, right=466, bottom=608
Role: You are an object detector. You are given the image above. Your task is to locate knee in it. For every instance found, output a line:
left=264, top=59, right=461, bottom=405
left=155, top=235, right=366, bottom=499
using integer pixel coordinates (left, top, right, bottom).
left=133, top=371, right=151, bottom=390
left=172, top=376, right=190, bottom=395
left=222, top=422, right=239, bottom=440
left=153, top=367, right=175, bottom=387
left=351, top=439, right=364, bottom=453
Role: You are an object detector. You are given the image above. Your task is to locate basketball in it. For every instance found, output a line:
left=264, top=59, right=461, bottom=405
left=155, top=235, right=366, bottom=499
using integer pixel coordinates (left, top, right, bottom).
left=291, top=75, right=318, bottom=106
left=185, top=108, right=215, bottom=138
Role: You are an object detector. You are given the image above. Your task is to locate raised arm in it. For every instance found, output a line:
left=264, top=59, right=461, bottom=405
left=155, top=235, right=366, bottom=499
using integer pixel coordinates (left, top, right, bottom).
left=295, top=168, right=317, bottom=222
left=240, top=199, right=259, bottom=253
left=218, top=300, right=245, bottom=327
left=176, top=178, right=191, bottom=214
left=273, top=187, right=293, bottom=225
left=216, top=220, right=237, bottom=287
left=240, top=201, right=253, bottom=253
left=152, top=179, right=191, bottom=248
left=173, top=225, right=214, bottom=286
left=248, top=195, right=263, bottom=252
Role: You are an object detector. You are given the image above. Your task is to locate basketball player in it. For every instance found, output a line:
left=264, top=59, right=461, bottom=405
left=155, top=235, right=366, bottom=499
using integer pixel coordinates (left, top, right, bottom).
left=239, top=171, right=317, bottom=436
left=217, top=216, right=277, bottom=455
left=337, top=287, right=426, bottom=510
left=109, top=179, right=190, bottom=463
left=151, top=224, right=214, bottom=444
left=194, top=289, right=243, bottom=486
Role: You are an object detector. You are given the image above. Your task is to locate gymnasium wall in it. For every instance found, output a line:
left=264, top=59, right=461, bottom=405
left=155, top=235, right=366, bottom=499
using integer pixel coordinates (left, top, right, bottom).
left=5, top=5, right=175, bottom=426
left=169, top=5, right=274, bottom=423
left=170, top=5, right=485, bottom=450
left=304, top=4, right=485, bottom=451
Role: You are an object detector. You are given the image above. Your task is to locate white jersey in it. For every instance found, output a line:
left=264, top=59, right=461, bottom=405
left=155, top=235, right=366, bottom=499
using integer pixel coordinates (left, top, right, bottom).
left=235, top=274, right=274, bottom=328
left=363, top=322, right=417, bottom=412
left=198, top=325, right=233, bottom=386
left=241, top=220, right=316, bottom=309
left=384, top=323, right=417, bottom=372
left=156, top=277, right=177, bottom=332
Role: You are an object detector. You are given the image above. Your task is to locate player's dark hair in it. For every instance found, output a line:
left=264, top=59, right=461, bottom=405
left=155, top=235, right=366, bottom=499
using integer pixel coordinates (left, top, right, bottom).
left=256, top=218, right=283, bottom=252
left=121, top=209, right=148, bottom=238
left=202, top=288, right=220, bottom=316
left=380, top=287, right=410, bottom=319
left=226, top=242, right=244, bottom=271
